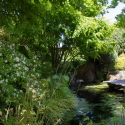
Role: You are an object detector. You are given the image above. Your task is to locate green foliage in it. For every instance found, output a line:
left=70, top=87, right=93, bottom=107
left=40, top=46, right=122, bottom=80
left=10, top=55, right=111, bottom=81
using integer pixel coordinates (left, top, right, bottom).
left=108, top=0, right=125, bottom=8
left=114, top=54, right=125, bottom=70
left=0, top=41, right=43, bottom=106
left=112, top=28, right=125, bottom=55
left=73, top=18, right=116, bottom=59
left=1, top=75, right=77, bottom=125
left=0, top=0, right=116, bottom=69
left=109, top=1, right=125, bottom=29
left=0, top=1, right=121, bottom=124
left=0, top=0, right=108, bottom=26
left=109, top=0, right=120, bottom=8
left=0, top=41, right=77, bottom=125
left=93, top=52, right=118, bottom=81
left=116, top=8, right=125, bottom=28
left=102, top=52, right=118, bottom=70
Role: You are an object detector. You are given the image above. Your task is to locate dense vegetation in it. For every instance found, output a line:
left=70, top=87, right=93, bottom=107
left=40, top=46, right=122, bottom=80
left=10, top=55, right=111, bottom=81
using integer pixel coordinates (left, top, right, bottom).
left=0, top=0, right=125, bottom=125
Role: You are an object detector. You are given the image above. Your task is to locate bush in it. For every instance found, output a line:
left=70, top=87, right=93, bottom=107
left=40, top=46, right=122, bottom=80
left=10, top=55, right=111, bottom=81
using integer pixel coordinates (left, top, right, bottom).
left=0, top=41, right=42, bottom=106
left=0, top=41, right=77, bottom=125
left=1, top=75, right=77, bottom=125
left=114, top=53, right=125, bottom=70
left=94, top=52, right=118, bottom=80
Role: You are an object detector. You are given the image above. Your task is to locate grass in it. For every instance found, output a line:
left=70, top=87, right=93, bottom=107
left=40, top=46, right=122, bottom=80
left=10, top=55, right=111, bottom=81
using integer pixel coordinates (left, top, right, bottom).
left=79, top=82, right=109, bottom=93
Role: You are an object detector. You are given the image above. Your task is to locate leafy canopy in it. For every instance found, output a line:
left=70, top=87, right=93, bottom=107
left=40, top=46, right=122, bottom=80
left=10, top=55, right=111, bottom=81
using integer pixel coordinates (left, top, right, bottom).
left=0, top=0, right=115, bottom=67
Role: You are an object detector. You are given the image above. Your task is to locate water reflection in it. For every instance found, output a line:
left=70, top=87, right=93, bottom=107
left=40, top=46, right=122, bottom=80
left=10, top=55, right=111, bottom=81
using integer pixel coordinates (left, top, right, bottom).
left=78, top=90, right=115, bottom=122
left=74, top=89, right=116, bottom=124
left=62, top=84, right=125, bottom=125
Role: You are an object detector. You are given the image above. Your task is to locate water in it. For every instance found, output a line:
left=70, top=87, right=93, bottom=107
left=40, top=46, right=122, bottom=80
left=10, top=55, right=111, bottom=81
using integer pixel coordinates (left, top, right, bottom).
left=68, top=85, right=124, bottom=125
left=77, top=92, right=115, bottom=123
left=61, top=83, right=125, bottom=125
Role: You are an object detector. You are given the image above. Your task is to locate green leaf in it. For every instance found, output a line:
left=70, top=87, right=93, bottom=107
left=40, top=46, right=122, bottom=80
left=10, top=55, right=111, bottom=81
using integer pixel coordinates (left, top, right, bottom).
left=111, top=116, right=120, bottom=123
left=79, top=122, right=82, bottom=125
left=63, top=75, right=69, bottom=82
left=122, top=103, right=125, bottom=107
left=31, top=0, right=34, bottom=3
left=55, top=82, right=61, bottom=86
left=46, top=77, right=51, bottom=83
left=52, top=75, right=59, bottom=79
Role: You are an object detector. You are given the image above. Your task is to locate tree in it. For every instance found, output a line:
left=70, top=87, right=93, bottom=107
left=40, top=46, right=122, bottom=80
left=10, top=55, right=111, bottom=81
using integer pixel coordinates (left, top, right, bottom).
left=0, top=0, right=116, bottom=70
left=108, top=0, right=125, bottom=28
left=116, top=8, right=125, bottom=28
left=112, top=28, right=125, bottom=55
left=0, top=1, right=118, bottom=124
left=72, top=17, right=115, bottom=59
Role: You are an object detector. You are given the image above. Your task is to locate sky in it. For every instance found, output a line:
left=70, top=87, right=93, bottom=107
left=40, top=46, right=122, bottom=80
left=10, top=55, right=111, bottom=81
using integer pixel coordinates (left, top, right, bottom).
left=104, top=2, right=125, bottom=22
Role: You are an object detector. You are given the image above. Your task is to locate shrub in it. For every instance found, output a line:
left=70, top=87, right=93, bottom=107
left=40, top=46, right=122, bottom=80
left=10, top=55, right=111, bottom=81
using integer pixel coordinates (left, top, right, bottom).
left=95, top=52, right=118, bottom=80
left=0, top=41, right=77, bottom=125
left=114, top=53, right=125, bottom=70
left=0, top=41, right=42, bottom=107
left=1, top=75, right=77, bottom=125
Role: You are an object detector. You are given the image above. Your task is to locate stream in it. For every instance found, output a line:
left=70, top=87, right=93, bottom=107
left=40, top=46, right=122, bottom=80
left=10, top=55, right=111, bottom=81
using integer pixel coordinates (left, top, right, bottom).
left=66, top=84, right=125, bottom=125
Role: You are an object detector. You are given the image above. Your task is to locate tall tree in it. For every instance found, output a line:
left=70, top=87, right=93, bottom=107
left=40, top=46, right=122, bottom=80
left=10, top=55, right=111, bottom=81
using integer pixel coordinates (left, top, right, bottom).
left=108, top=0, right=125, bottom=28
left=112, top=28, right=125, bottom=55
left=0, top=0, right=115, bottom=70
